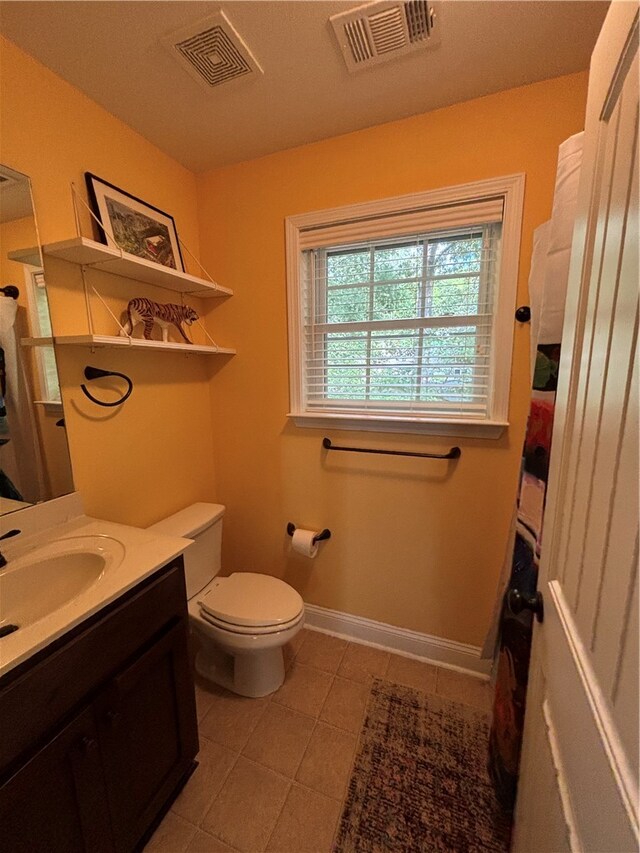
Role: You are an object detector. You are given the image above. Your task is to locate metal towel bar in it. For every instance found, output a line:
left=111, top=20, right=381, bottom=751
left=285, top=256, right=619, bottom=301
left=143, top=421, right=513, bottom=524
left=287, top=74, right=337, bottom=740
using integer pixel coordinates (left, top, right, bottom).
left=322, top=437, right=461, bottom=460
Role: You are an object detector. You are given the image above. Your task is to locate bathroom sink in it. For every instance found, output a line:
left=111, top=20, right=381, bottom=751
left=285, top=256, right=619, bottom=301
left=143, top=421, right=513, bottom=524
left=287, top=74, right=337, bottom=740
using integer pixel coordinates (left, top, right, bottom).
left=0, top=535, right=125, bottom=632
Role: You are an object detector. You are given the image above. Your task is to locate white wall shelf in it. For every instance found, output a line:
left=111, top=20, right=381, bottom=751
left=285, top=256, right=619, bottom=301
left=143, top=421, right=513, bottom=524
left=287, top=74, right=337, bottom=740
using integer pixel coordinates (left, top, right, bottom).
left=42, top=237, right=232, bottom=298
left=21, top=336, right=54, bottom=347
left=8, top=246, right=42, bottom=266
left=43, top=334, right=235, bottom=356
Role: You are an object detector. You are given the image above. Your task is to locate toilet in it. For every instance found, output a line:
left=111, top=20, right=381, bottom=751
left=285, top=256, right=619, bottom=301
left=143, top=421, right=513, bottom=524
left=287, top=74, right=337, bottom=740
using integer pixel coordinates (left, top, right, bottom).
left=149, top=503, right=304, bottom=698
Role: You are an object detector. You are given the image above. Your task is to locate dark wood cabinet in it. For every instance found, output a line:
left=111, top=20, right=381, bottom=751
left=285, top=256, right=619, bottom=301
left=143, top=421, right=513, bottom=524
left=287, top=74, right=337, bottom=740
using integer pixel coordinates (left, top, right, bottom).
left=0, top=705, right=114, bottom=853
left=96, top=620, right=198, bottom=851
left=0, top=559, right=198, bottom=853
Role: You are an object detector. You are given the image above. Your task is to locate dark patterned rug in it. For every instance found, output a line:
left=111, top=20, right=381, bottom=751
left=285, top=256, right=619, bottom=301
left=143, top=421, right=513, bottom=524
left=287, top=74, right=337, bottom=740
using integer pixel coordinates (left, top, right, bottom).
left=335, top=679, right=511, bottom=853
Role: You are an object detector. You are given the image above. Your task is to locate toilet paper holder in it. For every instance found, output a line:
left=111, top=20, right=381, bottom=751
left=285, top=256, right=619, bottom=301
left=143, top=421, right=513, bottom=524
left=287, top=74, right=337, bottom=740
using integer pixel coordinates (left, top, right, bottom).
left=287, top=523, right=331, bottom=544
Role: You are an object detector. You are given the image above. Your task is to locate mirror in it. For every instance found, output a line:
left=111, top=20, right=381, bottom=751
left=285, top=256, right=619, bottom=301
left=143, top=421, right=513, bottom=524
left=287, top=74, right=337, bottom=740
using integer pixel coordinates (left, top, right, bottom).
left=0, top=164, right=74, bottom=515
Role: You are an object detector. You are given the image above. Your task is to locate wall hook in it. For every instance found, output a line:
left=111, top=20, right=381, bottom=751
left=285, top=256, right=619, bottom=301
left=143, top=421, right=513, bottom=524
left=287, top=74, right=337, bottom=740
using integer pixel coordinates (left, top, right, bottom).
left=80, top=365, right=133, bottom=408
left=515, top=305, right=531, bottom=323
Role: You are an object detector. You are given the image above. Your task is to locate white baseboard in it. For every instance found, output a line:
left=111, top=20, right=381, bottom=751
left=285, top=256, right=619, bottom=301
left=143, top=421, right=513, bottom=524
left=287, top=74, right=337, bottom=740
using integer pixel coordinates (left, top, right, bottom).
left=303, top=603, right=491, bottom=679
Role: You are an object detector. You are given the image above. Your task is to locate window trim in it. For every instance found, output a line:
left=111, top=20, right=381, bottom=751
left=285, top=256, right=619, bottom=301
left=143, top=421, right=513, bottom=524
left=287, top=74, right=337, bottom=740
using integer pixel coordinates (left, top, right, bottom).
left=285, top=174, right=525, bottom=438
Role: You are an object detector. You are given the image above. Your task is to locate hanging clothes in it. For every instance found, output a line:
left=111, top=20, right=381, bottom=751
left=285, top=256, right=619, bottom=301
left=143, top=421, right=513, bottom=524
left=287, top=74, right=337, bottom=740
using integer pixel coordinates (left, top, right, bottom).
left=0, top=345, right=8, bottom=440
left=486, top=132, right=585, bottom=810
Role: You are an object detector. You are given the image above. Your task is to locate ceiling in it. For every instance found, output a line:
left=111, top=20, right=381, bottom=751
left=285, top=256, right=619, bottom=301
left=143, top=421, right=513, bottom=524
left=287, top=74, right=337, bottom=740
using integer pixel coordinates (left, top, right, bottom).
left=0, top=1, right=609, bottom=174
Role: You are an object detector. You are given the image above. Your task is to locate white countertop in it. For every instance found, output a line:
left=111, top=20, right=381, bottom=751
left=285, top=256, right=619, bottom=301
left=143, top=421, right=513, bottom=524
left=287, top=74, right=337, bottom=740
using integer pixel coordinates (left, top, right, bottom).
left=0, top=510, right=192, bottom=679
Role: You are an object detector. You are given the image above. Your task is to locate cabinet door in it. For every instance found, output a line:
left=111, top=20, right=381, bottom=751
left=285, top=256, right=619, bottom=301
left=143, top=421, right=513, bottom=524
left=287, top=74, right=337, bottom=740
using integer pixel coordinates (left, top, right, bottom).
left=0, top=705, right=114, bottom=853
left=95, top=618, right=199, bottom=852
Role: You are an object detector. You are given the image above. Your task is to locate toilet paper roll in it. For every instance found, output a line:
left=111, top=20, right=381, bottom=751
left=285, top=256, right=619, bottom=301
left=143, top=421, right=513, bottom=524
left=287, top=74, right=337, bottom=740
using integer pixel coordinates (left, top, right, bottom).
left=291, top=528, right=319, bottom=558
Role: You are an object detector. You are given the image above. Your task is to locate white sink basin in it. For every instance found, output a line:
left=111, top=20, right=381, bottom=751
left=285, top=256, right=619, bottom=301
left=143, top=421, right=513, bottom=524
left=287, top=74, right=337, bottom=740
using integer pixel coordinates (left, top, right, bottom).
left=0, top=500, right=192, bottom=680
left=0, top=535, right=125, bottom=631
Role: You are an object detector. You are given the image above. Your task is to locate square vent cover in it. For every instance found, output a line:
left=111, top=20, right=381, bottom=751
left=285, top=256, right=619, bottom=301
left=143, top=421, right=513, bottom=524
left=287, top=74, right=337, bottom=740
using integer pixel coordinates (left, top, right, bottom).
left=162, top=11, right=262, bottom=90
left=330, top=0, right=440, bottom=72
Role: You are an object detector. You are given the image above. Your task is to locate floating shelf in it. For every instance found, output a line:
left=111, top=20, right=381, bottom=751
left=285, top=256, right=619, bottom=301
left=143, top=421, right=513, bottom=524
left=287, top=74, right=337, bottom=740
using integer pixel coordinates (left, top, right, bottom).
left=8, top=246, right=42, bottom=266
left=42, top=237, right=232, bottom=298
left=48, top=334, right=236, bottom=356
left=21, top=336, right=54, bottom=347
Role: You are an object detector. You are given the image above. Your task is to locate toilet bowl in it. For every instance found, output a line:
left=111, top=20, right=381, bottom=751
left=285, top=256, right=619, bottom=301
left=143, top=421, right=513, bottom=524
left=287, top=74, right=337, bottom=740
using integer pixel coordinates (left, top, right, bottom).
left=148, top=504, right=304, bottom=698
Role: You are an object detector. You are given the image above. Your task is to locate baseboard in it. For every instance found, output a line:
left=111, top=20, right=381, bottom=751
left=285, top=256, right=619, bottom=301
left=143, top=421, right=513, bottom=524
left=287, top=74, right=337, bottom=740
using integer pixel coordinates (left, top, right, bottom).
left=303, top=603, right=491, bottom=679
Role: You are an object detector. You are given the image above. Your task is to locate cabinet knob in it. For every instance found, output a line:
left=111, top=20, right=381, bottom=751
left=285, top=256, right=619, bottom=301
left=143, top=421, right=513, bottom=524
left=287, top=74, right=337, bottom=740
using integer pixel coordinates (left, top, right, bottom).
left=104, top=709, right=121, bottom=726
left=79, top=735, right=98, bottom=754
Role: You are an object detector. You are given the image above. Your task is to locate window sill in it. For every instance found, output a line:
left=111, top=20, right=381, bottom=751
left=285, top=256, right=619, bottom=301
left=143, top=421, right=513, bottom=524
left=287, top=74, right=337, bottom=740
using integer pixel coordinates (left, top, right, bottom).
left=288, top=412, right=508, bottom=439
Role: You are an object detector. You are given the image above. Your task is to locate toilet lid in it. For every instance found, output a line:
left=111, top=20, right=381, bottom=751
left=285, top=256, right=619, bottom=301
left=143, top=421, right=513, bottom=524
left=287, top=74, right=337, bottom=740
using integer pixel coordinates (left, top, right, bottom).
left=197, top=572, right=303, bottom=628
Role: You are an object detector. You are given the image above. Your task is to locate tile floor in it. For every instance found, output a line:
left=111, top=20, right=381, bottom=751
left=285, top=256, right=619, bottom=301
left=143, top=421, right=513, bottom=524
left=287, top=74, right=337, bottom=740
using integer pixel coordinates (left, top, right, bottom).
left=145, top=628, right=492, bottom=853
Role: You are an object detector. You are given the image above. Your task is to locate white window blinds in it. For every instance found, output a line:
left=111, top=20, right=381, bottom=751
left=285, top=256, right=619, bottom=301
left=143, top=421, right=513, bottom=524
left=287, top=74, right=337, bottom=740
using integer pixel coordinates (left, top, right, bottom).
left=299, top=203, right=502, bottom=419
left=286, top=175, right=524, bottom=436
left=298, top=196, right=504, bottom=250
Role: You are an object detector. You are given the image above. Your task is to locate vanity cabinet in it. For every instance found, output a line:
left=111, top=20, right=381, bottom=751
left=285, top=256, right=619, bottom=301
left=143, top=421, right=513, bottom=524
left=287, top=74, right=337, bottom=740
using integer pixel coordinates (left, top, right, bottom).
left=0, top=558, right=198, bottom=852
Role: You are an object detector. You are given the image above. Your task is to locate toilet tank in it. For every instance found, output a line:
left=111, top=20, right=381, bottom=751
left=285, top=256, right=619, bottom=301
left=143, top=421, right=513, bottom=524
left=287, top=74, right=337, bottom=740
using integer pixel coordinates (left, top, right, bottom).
left=148, top=503, right=225, bottom=599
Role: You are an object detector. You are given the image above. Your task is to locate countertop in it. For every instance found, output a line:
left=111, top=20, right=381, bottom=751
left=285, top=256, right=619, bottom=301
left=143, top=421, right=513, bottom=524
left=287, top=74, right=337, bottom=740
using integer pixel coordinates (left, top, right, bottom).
left=0, top=512, right=192, bottom=679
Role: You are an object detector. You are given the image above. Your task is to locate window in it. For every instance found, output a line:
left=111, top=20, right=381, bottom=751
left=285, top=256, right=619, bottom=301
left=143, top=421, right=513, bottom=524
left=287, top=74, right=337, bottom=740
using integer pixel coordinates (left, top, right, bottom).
left=286, top=175, right=524, bottom=437
left=26, top=269, right=61, bottom=408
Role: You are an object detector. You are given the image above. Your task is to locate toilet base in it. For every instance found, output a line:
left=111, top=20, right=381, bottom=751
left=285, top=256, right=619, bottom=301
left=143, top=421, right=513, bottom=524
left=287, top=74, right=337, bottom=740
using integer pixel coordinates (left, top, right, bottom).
left=195, top=644, right=286, bottom=698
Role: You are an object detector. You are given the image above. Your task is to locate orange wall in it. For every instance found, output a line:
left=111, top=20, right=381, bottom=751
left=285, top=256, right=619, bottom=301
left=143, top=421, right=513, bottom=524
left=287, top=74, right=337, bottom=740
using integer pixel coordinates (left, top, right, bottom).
left=1, top=37, right=217, bottom=524
left=2, top=31, right=589, bottom=645
left=197, top=71, right=589, bottom=646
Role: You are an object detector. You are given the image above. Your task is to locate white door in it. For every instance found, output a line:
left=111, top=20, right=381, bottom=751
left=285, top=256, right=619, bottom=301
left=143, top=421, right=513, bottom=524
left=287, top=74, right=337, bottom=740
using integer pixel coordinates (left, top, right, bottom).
left=512, top=3, right=639, bottom=852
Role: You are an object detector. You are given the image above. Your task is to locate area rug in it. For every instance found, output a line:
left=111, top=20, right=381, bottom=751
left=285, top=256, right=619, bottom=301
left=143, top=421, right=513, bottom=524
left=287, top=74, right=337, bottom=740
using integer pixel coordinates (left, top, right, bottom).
left=335, top=679, right=511, bottom=853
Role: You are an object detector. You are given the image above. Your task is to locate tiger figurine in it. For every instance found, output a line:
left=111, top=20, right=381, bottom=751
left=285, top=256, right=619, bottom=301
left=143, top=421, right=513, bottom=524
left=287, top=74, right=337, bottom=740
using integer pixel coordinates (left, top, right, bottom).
left=120, top=297, right=199, bottom=344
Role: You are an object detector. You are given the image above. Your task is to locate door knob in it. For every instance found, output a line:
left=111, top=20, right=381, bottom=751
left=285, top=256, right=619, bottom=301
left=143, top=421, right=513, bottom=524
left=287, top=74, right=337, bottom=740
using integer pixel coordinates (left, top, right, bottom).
left=507, top=589, right=544, bottom=623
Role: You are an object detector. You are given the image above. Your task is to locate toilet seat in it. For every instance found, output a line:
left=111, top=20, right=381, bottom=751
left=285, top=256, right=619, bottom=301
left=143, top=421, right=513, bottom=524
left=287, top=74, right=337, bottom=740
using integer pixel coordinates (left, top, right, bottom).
left=195, top=572, right=304, bottom=633
left=197, top=606, right=304, bottom=636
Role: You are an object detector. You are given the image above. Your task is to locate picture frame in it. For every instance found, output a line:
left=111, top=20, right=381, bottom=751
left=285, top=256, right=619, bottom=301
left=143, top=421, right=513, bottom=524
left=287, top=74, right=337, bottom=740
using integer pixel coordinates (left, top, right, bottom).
left=85, top=172, right=184, bottom=271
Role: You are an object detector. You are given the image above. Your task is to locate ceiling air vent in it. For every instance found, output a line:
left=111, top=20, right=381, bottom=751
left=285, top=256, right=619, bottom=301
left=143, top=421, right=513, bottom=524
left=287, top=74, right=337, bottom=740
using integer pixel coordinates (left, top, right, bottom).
left=162, top=11, right=262, bottom=91
left=330, top=1, right=440, bottom=72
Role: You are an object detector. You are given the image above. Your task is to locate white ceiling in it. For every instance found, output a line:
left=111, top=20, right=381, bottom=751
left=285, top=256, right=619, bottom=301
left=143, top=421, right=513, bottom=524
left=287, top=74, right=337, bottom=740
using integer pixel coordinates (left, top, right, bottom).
left=0, top=1, right=609, bottom=173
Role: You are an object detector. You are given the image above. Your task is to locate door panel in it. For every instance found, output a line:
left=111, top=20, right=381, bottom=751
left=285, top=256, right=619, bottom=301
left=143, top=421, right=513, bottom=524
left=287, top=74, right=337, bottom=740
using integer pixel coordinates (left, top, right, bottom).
left=96, top=618, right=198, bottom=853
left=513, top=4, right=639, bottom=851
left=0, top=705, right=114, bottom=853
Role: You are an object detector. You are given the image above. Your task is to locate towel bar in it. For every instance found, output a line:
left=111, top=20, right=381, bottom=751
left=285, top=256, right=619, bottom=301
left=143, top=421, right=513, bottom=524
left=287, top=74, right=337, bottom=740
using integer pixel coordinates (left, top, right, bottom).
left=322, top=437, right=461, bottom=460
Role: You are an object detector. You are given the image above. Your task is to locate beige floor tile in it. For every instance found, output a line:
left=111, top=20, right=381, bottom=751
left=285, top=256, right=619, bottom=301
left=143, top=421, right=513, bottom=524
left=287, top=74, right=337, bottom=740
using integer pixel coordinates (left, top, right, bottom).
left=194, top=681, right=217, bottom=723
left=271, top=662, right=333, bottom=717
left=320, top=676, right=369, bottom=734
left=296, top=722, right=356, bottom=800
left=172, top=738, right=238, bottom=825
left=283, top=643, right=297, bottom=671
left=202, top=757, right=290, bottom=852
left=436, top=667, right=493, bottom=712
left=185, top=830, right=236, bottom=852
left=289, top=627, right=308, bottom=655
left=283, top=629, right=307, bottom=670
left=145, top=811, right=198, bottom=852
left=243, top=703, right=315, bottom=778
left=385, top=654, right=438, bottom=693
left=199, top=685, right=269, bottom=752
left=295, top=630, right=348, bottom=674
left=337, top=643, right=390, bottom=684
left=266, top=783, right=341, bottom=853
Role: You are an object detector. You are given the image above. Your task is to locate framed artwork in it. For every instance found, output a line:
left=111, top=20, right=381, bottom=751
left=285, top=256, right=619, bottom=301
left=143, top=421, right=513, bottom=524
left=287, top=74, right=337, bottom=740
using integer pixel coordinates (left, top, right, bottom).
left=85, top=173, right=184, bottom=271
